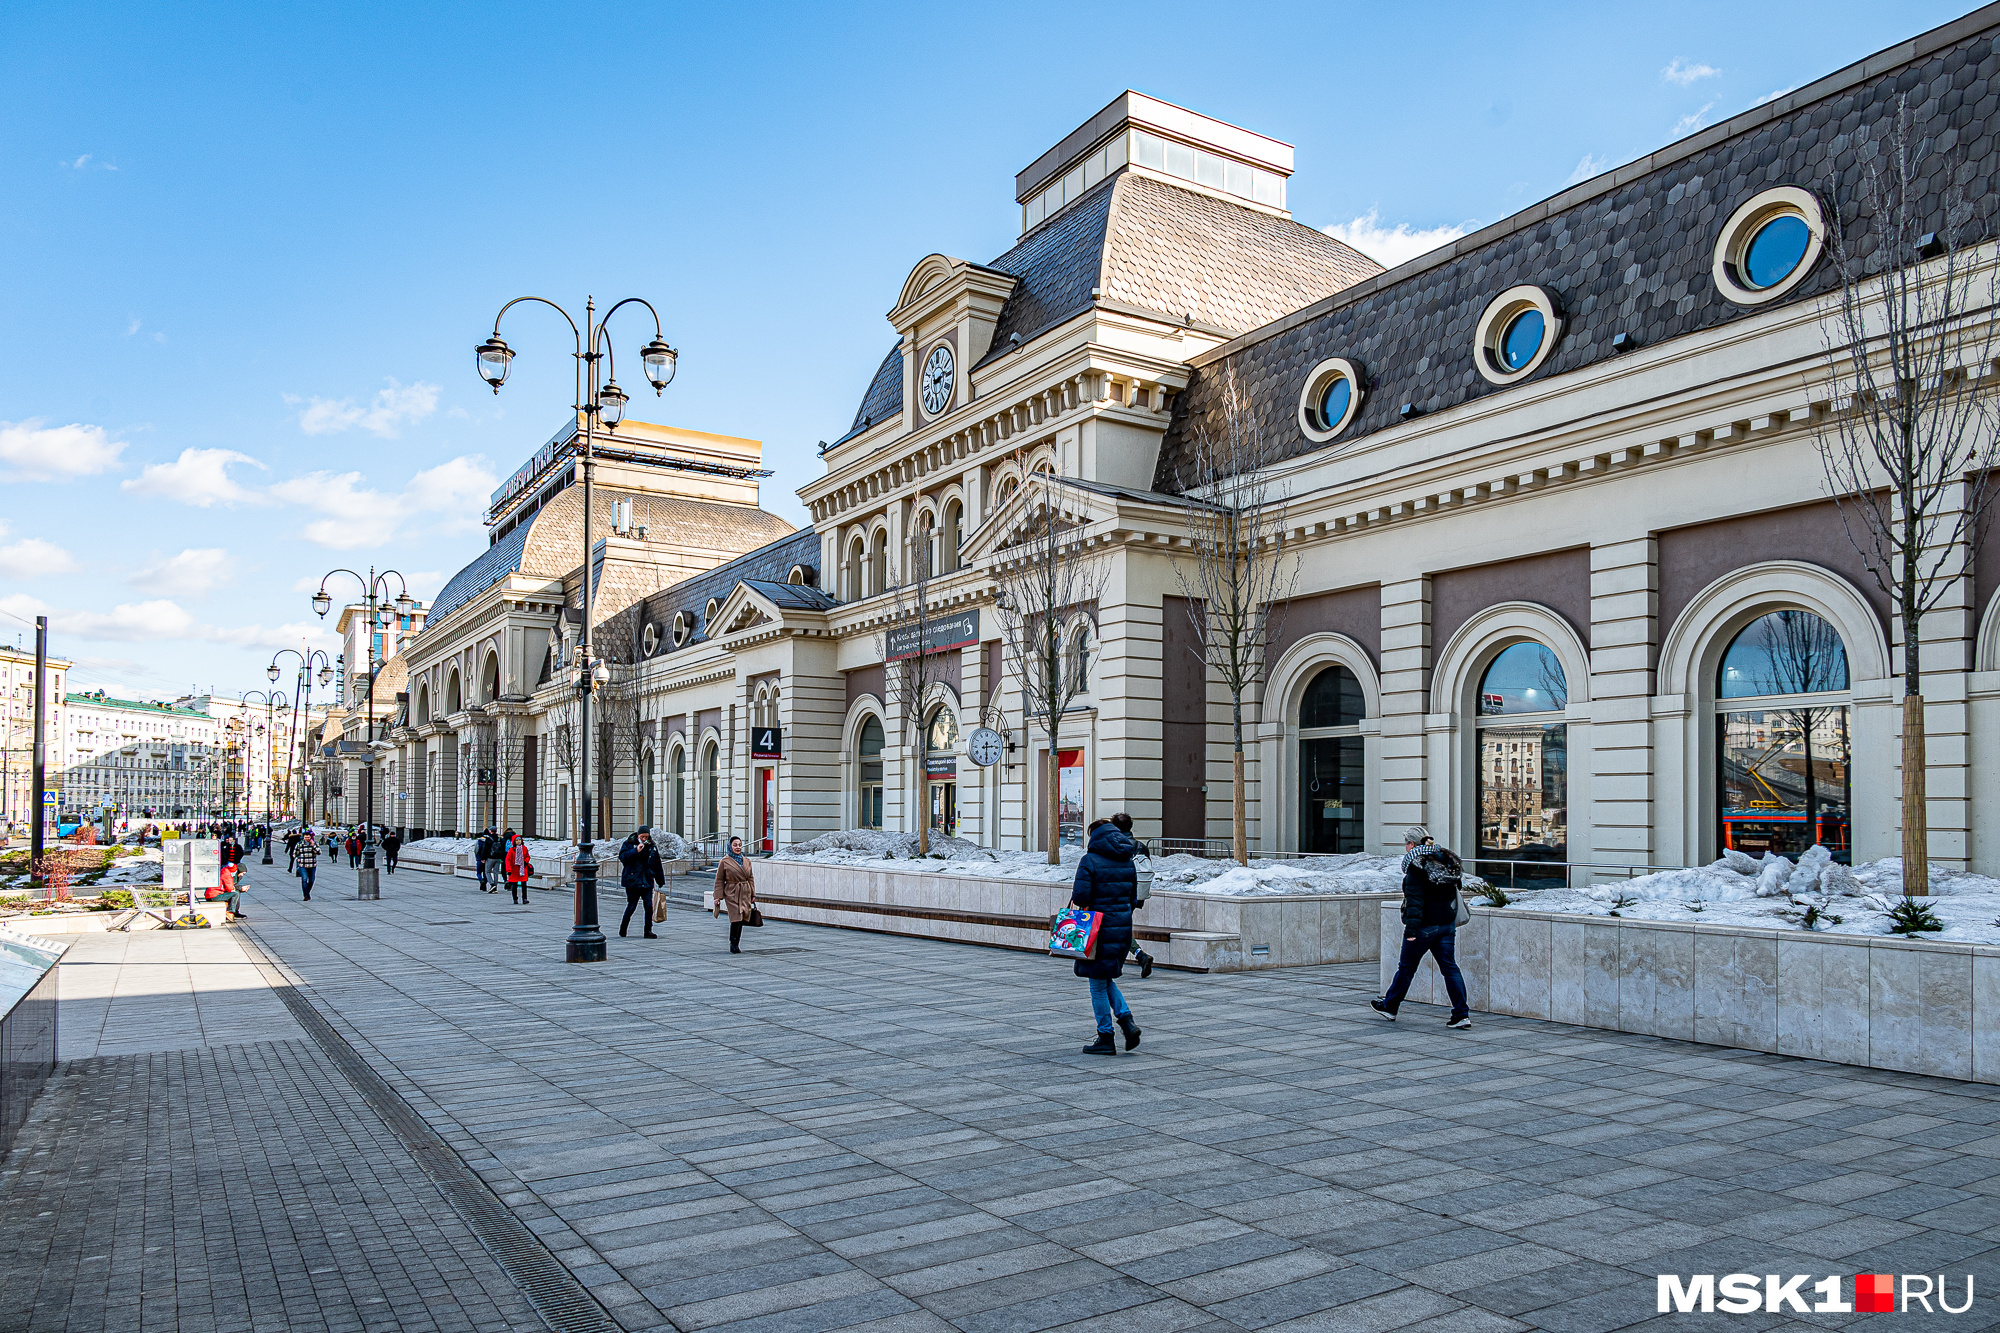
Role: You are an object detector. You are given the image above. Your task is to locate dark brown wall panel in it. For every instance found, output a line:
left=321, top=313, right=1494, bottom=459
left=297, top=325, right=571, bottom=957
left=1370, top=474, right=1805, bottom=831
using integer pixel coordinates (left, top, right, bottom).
left=1162, top=595, right=1207, bottom=836
left=1432, top=548, right=1592, bottom=657
left=1657, top=499, right=1889, bottom=644
left=1265, top=584, right=1381, bottom=676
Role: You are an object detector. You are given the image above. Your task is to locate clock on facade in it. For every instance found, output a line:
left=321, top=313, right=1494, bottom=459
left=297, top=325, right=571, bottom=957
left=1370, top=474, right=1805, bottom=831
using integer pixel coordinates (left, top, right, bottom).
left=920, top=344, right=955, bottom=415
left=967, top=726, right=1004, bottom=767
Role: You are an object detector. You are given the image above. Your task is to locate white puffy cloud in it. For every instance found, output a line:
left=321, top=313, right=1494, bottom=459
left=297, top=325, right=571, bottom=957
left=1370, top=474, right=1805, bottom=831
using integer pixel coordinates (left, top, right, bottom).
left=293, top=379, right=440, bottom=438
left=270, top=455, right=497, bottom=550
left=1321, top=209, right=1472, bottom=270
left=0, top=589, right=333, bottom=654
left=0, top=419, right=126, bottom=481
left=1662, top=59, right=1721, bottom=86
left=130, top=548, right=232, bottom=597
left=121, top=447, right=267, bottom=507
left=0, top=523, right=79, bottom=579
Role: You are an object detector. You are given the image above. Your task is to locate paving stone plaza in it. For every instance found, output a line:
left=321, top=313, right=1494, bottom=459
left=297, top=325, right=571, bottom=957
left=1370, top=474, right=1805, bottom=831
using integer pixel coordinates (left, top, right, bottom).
left=10, top=862, right=2000, bottom=1332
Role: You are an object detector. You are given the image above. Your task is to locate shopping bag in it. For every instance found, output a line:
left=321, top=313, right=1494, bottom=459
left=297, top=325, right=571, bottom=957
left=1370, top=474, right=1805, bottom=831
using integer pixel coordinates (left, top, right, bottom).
left=1048, top=907, right=1102, bottom=959
left=652, top=890, right=668, bottom=923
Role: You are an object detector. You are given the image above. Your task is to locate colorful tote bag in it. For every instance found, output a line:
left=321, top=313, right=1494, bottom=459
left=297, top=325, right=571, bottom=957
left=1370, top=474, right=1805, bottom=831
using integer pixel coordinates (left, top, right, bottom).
left=1048, top=908, right=1103, bottom=959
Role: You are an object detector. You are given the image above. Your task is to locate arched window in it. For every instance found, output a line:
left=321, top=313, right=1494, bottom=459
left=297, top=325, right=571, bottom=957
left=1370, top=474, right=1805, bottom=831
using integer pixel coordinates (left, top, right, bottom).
left=1717, top=610, right=1851, bottom=862
left=1069, top=623, right=1092, bottom=693
left=482, top=655, right=499, bottom=703
left=1475, top=642, right=1569, bottom=884
left=1299, top=664, right=1364, bottom=853
left=869, top=529, right=888, bottom=595
left=415, top=685, right=430, bottom=723
left=669, top=744, right=686, bottom=837
left=914, top=513, right=936, bottom=580
left=942, top=499, right=963, bottom=573
left=700, top=740, right=719, bottom=839
left=445, top=672, right=461, bottom=715
left=846, top=537, right=865, bottom=601
left=997, top=476, right=1019, bottom=506
left=642, top=750, right=656, bottom=827
left=858, top=715, right=884, bottom=829
left=924, top=705, right=960, bottom=836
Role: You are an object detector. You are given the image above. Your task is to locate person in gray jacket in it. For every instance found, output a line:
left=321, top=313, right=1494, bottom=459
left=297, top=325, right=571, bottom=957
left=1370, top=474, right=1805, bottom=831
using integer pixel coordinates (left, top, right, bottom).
left=1373, top=825, right=1471, bottom=1029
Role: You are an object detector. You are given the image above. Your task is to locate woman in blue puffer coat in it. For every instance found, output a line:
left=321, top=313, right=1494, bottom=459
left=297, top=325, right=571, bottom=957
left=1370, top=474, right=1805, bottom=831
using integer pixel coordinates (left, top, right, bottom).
left=1071, top=819, right=1142, bottom=1055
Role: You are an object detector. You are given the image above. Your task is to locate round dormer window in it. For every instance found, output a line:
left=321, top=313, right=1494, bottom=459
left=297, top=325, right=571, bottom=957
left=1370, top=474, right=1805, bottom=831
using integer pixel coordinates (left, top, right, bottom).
left=671, top=611, right=690, bottom=647
left=642, top=622, right=659, bottom=656
left=1297, top=358, right=1366, bottom=443
left=1713, top=186, right=1826, bottom=306
left=1473, top=286, right=1562, bottom=386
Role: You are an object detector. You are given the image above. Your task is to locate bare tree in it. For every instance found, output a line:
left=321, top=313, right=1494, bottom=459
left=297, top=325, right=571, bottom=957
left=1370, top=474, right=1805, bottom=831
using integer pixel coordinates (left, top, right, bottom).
left=1816, top=97, right=2000, bottom=895
left=874, top=518, right=957, bottom=854
left=1166, top=364, right=1299, bottom=864
left=992, top=466, right=1109, bottom=864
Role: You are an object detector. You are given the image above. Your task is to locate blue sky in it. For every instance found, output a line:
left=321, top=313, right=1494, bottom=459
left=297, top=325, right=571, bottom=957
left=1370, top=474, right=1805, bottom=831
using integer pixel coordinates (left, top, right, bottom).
left=0, top=0, right=1972, bottom=701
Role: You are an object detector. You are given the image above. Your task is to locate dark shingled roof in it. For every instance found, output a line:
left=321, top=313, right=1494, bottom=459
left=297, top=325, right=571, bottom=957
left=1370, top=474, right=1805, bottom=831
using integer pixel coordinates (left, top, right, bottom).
left=634, top=529, right=824, bottom=657
left=1157, top=10, right=2000, bottom=490
left=428, top=522, right=532, bottom=626
left=839, top=169, right=1381, bottom=437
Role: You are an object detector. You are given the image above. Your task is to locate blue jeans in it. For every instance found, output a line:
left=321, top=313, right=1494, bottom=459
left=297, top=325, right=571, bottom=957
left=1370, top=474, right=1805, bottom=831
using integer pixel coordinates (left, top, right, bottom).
left=1382, top=925, right=1469, bottom=1020
left=298, top=866, right=316, bottom=896
left=1088, top=977, right=1132, bottom=1033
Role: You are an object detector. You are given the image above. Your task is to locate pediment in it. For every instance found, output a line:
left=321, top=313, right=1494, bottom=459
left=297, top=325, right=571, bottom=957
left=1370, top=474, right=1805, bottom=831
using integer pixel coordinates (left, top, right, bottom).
left=956, top=474, right=1113, bottom=566
left=888, top=254, right=1019, bottom=343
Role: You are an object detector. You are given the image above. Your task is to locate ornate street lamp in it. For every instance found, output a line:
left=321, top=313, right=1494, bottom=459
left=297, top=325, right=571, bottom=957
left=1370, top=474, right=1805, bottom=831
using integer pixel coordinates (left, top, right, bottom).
left=474, top=294, right=675, bottom=963
left=311, top=568, right=410, bottom=900
left=270, top=647, right=336, bottom=832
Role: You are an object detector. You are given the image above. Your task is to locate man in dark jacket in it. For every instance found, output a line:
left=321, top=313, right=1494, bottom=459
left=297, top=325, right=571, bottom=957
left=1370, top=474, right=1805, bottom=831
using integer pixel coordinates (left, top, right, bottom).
left=618, top=826, right=666, bottom=939
left=1374, top=825, right=1471, bottom=1028
left=380, top=829, right=401, bottom=873
left=1071, top=820, right=1142, bottom=1054
left=473, top=827, right=497, bottom=892
left=283, top=828, right=301, bottom=872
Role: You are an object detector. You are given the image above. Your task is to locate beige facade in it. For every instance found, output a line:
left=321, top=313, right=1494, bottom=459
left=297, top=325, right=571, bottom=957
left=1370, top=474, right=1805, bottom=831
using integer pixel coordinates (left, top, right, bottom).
left=0, top=644, right=67, bottom=833
left=61, top=692, right=215, bottom=820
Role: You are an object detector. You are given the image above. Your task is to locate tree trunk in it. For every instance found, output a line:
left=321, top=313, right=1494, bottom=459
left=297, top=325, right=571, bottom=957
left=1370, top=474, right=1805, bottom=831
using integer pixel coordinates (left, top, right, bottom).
left=1903, top=693, right=1929, bottom=896
left=917, top=748, right=930, bottom=857
left=1046, top=744, right=1060, bottom=865
left=1232, top=747, right=1247, bottom=865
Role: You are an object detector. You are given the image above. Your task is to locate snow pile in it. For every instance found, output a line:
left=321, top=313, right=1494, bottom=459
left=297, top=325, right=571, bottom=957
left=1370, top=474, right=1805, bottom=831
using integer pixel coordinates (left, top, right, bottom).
left=1489, top=846, right=2000, bottom=943
left=774, top=832, right=1416, bottom=895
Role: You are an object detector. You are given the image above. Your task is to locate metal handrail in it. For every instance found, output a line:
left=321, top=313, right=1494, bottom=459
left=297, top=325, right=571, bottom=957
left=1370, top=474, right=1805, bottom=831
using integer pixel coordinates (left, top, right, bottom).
left=1470, top=857, right=1693, bottom=892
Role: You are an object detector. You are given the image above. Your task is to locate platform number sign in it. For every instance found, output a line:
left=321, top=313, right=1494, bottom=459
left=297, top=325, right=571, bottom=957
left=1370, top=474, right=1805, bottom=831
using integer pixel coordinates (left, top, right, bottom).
left=752, top=727, right=783, bottom=760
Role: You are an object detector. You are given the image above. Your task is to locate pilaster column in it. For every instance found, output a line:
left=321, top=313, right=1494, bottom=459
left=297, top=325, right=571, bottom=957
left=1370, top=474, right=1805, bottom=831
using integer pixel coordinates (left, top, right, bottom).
left=1590, top=537, right=1659, bottom=866
left=1378, top=578, right=1431, bottom=852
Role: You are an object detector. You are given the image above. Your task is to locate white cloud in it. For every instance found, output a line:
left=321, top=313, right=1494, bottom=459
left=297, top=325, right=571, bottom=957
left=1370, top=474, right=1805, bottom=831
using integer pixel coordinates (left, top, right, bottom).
left=0, top=419, right=126, bottom=481
left=1673, top=102, right=1718, bottom=137
left=121, top=447, right=267, bottom=507
left=61, top=154, right=114, bottom=171
left=130, top=548, right=232, bottom=597
left=292, top=378, right=440, bottom=438
left=1663, top=59, right=1721, bottom=86
left=1321, top=209, right=1472, bottom=270
left=270, top=454, right=497, bottom=549
left=0, top=532, right=79, bottom=579
left=1567, top=154, right=1611, bottom=185
left=1754, top=85, right=1798, bottom=107
left=0, top=590, right=334, bottom=653
left=125, top=316, right=142, bottom=337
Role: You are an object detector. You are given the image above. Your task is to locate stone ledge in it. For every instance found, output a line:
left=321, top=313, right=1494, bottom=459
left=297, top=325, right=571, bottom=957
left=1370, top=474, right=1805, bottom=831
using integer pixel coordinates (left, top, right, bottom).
left=1381, top=904, right=2000, bottom=1082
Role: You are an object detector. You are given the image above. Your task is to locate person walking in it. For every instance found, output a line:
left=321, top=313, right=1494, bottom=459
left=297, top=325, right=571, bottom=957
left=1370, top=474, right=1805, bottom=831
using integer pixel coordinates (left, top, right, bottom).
left=618, top=826, right=665, bottom=938
left=1374, top=825, right=1472, bottom=1029
left=503, top=831, right=534, bottom=904
left=1107, top=812, right=1156, bottom=979
left=473, top=827, right=497, bottom=892
left=284, top=827, right=300, bottom=872
left=295, top=831, right=318, bottom=901
left=711, top=836, right=756, bottom=953
left=1071, top=818, right=1142, bottom=1055
left=482, top=827, right=506, bottom=894
left=381, top=828, right=401, bottom=873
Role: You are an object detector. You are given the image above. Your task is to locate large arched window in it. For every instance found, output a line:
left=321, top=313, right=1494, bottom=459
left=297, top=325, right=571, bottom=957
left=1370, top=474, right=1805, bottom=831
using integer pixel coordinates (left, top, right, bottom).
left=942, top=499, right=963, bottom=573
left=1299, top=664, right=1365, bottom=854
left=858, top=716, right=884, bottom=828
left=642, top=749, right=656, bottom=827
left=924, top=705, right=960, bottom=835
left=1475, top=642, right=1569, bottom=884
left=846, top=536, right=865, bottom=601
left=1717, top=609, right=1851, bottom=862
left=700, top=740, right=719, bottom=839
left=914, top=512, right=937, bottom=579
left=444, top=671, right=461, bottom=715
left=481, top=654, right=499, bottom=703
left=869, top=529, right=888, bottom=595
left=1069, top=622, right=1092, bottom=693
left=669, top=744, right=686, bottom=837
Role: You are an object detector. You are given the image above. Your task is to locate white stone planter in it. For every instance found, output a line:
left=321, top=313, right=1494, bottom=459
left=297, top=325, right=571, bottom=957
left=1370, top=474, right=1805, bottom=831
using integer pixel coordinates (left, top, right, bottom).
left=749, top=860, right=1394, bottom=972
left=1379, top=903, right=2000, bottom=1083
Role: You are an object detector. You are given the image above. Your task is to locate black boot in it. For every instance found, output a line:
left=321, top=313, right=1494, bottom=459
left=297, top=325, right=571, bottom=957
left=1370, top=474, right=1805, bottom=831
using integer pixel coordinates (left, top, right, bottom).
left=1136, top=950, right=1154, bottom=980
left=1117, top=1015, right=1141, bottom=1051
left=1082, top=1031, right=1117, bottom=1055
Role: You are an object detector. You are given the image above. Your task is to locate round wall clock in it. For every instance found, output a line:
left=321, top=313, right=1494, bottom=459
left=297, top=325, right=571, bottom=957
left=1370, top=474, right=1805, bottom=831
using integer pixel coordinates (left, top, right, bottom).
left=967, top=726, right=1004, bottom=767
left=920, top=344, right=955, bottom=415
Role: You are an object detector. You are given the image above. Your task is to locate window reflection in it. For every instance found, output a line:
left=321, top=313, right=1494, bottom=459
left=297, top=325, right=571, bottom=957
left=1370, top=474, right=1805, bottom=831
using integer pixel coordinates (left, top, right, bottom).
left=1717, top=610, right=1851, bottom=862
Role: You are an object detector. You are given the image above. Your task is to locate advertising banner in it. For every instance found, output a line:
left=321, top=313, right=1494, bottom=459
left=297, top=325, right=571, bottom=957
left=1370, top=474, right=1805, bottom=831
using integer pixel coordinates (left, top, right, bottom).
left=886, top=609, right=979, bottom=662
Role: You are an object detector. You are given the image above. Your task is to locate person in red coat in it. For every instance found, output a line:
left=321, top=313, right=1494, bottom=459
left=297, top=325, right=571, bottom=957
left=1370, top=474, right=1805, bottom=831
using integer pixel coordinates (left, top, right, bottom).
left=503, top=831, right=535, bottom=905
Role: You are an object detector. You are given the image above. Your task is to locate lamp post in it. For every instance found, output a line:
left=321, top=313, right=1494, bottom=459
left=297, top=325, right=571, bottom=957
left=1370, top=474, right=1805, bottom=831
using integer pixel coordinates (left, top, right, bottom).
left=240, top=690, right=288, bottom=862
left=475, top=294, right=676, bottom=964
left=311, top=571, right=411, bottom=901
left=270, top=648, right=336, bottom=834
